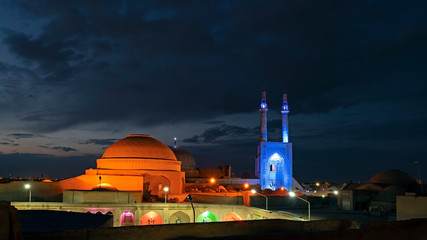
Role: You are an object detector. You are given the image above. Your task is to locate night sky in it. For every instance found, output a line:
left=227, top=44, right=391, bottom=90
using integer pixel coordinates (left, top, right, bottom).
left=0, top=1, right=426, bottom=183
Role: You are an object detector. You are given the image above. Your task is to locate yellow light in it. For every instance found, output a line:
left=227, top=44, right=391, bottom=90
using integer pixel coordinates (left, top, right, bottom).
left=334, top=190, right=339, bottom=195
left=280, top=187, right=284, bottom=191
left=315, top=182, right=320, bottom=187
left=210, top=178, right=215, bottom=183
left=289, top=192, right=296, bottom=197
left=24, top=184, right=30, bottom=189
left=164, top=187, right=169, bottom=192
left=244, top=183, right=249, bottom=189
left=251, top=189, right=256, bottom=194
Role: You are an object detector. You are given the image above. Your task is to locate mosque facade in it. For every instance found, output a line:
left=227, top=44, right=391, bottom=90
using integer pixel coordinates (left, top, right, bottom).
left=255, top=90, right=293, bottom=191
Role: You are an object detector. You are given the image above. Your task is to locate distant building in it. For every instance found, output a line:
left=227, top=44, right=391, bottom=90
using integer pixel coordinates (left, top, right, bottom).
left=338, top=169, right=423, bottom=212
left=255, top=90, right=292, bottom=190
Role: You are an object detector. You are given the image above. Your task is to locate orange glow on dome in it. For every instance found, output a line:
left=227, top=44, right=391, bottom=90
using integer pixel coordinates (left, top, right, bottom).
left=102, top=134, right=177, bottom=160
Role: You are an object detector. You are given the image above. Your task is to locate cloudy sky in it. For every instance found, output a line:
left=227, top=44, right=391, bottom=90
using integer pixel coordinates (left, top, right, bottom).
left=0, top=0, right=426, bottom=182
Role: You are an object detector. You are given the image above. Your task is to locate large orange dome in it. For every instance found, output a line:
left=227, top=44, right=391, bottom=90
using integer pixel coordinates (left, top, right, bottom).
left=102, top=134, right=177, bottom=160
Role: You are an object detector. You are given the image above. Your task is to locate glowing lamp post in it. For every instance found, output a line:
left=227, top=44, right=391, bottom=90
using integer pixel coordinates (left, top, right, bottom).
left=289, top=192, right=310, bottom=221
left=24, top=184, right=31, bottom=202
left=164, top=187, right=169, bottom=203
left=251, top=189, right=268, bottom=210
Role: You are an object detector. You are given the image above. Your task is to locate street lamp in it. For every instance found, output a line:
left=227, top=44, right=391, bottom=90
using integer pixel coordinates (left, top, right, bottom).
left=24, top=184, right=31, bottom=202
left=289, top=192, right=310, bottom=221
left=251, top=189, right=268, bottom=210
left=187, top=194, right=195, bottom=223
left=164, top=186, right=169, bottom=203
left=415, top=161, right=424, bottom=196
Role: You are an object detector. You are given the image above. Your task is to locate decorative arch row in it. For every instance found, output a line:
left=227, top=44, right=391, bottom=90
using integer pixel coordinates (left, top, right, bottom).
left=120, top=210, right=243, bottom=226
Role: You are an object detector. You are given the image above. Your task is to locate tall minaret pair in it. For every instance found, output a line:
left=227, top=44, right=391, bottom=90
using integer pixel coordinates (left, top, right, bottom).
left=259, top=90, right=289, bottom=143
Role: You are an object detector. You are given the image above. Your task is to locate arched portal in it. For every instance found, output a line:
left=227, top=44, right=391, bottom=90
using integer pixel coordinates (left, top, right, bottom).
left=140, top=211, right=163, bottom=225
left=169, top=211, right=190, bottom=224
left=223, top=212, right=243, bottom=221
left=120, top=211, right=134, bottom=226
left=196, top=211, right=218, bottom=223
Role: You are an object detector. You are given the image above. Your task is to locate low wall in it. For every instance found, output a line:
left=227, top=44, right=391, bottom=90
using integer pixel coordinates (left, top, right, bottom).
left=396, top=196, right=427, bottom=220
left=63, top=190, right=142, bottom=203
left=23, top=219, right=357, bottom=240
left=21, top=218, right=427, bottom=240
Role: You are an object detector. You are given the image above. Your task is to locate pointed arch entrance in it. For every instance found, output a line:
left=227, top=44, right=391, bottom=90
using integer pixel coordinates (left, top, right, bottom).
left=196, top=211, right=218, bottom=222
left=223, top=212, right=243, bottom=221
left=140, top=211, right=163, bottom=225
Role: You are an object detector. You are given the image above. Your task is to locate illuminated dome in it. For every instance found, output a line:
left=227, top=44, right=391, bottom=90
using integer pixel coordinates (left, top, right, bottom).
left=170, top=147, right=196, bottom=170
left=102, top=134, right=177, bottom=160
left=369, top=169, right=416, bottom=186
left=97, top=135, right=180, bottom=171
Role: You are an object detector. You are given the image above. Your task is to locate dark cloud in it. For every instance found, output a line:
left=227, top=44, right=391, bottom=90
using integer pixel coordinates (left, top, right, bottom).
left=52, top=146, right=77, bottom=152
left=82, top=138, right=118, bottom=146
left=1, top=0, right=424, bottom=133
left=183, top=124, right=256, bottom=143
left=7, top=133, right=36, bottom=139
left=38, top=145, right=77, bottom=152
left=0, top=142, right=18, bottom=146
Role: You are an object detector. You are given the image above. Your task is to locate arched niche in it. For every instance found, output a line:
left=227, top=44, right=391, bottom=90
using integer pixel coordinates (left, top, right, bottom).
left=196, top=211, right=218, bottom=223
left=223, top=212, right=243, bottom=221
left=120, top=211, right=134, bottom=226
left=140, top=211, right=163, bottom=225
left=169, top=211, right=190, bottom=224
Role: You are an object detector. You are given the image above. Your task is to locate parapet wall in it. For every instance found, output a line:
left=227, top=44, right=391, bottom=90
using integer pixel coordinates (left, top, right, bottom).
left=0, top=202, right=22, bottom=240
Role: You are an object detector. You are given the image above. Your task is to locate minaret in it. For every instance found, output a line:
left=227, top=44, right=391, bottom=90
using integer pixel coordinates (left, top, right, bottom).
left=259, top=89, right=268, bottom=141
left=281, top=91, right=290, bottom=143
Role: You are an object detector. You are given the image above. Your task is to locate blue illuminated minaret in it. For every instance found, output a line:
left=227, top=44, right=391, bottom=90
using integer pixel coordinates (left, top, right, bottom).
left=281, top=91, right=289, bottom=143
left=259, top=89, right=268, bottom=142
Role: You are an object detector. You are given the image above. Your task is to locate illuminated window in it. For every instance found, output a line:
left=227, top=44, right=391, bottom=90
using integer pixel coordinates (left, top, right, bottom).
left=270, top=165, right=274, bottom=171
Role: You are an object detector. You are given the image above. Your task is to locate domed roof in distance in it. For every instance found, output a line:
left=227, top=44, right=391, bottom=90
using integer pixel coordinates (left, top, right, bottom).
left=369, top=169, right=416, bottom=185
left=170, top=146, right=196, bottom=170
left=102, top=134, right=177, bottom=160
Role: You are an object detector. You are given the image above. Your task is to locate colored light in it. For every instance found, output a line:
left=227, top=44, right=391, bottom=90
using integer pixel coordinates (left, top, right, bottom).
left=210, top=178, right=215, bottom=183
left=244, top=183, right=249, bottom=189
left=315, top=182, right=320, bottom=187
left=280, top=187, right=284, bottom=191
left=24, top=184, right=30, bottom=189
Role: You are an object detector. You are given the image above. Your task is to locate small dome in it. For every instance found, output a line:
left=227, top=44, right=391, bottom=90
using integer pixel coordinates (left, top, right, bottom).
left=369, top=169, right=416, bottom=185
left=102, top=135, right=177, bottom=160
left=170, top=147, right=196, bottom=170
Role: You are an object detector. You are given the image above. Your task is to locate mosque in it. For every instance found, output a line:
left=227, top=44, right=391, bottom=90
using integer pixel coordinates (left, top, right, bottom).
left=255, top=90, right=293, bottom=191
left=60, top=134, right=187, bottom=199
